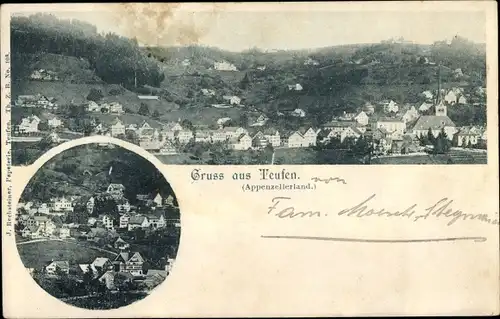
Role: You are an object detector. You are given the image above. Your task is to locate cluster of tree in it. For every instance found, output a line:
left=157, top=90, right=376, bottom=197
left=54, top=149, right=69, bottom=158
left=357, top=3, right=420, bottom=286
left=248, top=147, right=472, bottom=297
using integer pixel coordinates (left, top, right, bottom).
left=12, top=14, right=165, bottom=87
left=417, top=128, right=452, bottom=154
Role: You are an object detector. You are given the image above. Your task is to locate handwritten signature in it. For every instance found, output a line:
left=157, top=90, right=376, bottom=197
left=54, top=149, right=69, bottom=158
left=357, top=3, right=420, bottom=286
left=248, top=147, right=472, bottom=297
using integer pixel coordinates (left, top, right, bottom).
left=267, top=196, right=499, bottom=226
left=311, top=176, right=347, bottom=185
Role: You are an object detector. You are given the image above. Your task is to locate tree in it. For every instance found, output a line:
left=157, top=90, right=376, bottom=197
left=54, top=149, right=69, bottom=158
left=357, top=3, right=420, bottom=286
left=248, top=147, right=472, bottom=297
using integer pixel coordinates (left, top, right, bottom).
left=66, top=205, right=90, bottom=224
left=427, top=128, right=436, bottom=145
left=181, top=119, right=193, bottom=131
left=125, top=130, right=139, bottom=144
left=138, top=103, right=150, bottom=116
left=87, top=88, right=104, bottom=102
left=239, top=73, right=250, bottom=89
left=152, top=109, right=160, bottom=119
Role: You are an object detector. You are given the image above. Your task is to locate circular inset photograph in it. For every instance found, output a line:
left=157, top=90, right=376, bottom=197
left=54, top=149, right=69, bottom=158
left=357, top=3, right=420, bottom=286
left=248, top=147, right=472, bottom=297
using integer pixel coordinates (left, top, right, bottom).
left=14, top=142, right=181, bottom=310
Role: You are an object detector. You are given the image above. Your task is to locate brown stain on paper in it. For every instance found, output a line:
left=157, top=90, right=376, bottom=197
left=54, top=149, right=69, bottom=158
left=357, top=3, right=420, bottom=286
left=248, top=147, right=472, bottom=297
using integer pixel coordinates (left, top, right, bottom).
left=108, top=3, right=226, bottom=47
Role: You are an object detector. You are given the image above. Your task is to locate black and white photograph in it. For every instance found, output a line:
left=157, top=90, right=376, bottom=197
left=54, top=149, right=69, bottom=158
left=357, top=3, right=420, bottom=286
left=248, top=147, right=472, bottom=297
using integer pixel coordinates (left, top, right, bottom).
left=10, top=7, right=487, bottom=165
left=14, top=143, right=181, bottom=310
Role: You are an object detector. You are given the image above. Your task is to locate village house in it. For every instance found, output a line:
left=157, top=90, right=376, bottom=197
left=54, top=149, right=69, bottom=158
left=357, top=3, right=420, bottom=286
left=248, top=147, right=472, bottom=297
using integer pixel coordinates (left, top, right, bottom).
left=256, top=65, right=267, bottom=71
left=455, top=127, right=481, bottom=147
left=304, top=57, right=320, bottom=66
left=421, top=90, right=434, bottom=100
left=147, top=214, right=166, bottom=229
left=444, top=90, right=458, bottom=105
left=128, top=215, right=149, bottom=231
left=287, top=83, right=303, bottom=91
left=46, top=261, right=70, bottom=275
left=375, top=118, right=406, bottom=139
left=106, top=183, right=125, bottom=197
left=252, top=131, right=269, bottom=148
left=363, top=102, right=376, bottom=114
left=18, top=115, right=41, bottom=133
left=214, top=61, right=238, bottom=71
left=92, top=257, right=114, bottom=273
left=181, top=59, right=191, bottom=66
left=401, top=106, right=419, bottom=123
left=250, top=114, right=269, bottom=127
left=174, top=129, right=194, bottom=144
left=116, top=198, right=131, bottom=213
left=354, top=111, right=370, bottom=126
left=300, top=127, right=319, bottom=146
left=222, top=95, right=241, bottom=105
left=87, top=197, right=95, bottom=214
left=194, top=130, right=212, bottom=143
left=201, top=88, right=216, bottom=96
left=263, top=128, right=281, bottom=147
left=119, top=214, right=130, bottom=229
left=153, top=193, right=163, bottom=207
left=221, top=126, right=248, bottom=139
left=114, top=237, right=130, bottom=250
left=165, top=195, right=175, bottom=206
left=47, top=115, right=63, bottom=129
left=136, top=121, right=155, bottom=139
left=383, top=100, right=399, bottom=113
left=110, top=118, right=126, bottom=137
left=339, top=126, right=363, bottom=142
left=113, top=252, right=145, bottom=276
left=322, top=120, right=363, bottom=136
left=458, top=95, right=467, bottom=105
left=229, top=133, right=252, bottom=150
left=59, top=227, right=71, bottom=239
left=291, top=108, right=306, bottom=118
left=419, top=102, right=434, bottom=112
left=100, top=215, right=115, bottom=230
left=286, top=131, right=307, bottom=148
left=51, top=197, right=73, bottom=212
left=108, top=102, right=124, bottom=114
left=161, top=122, right=183, bottom=140
left=217, top=117, right=232, bottom=127
left=37, top=203, right=51, bottom=215
left=159, top=140, right=178, bottom=155
left=86, top=101, right=100, bottom=112
left=126, top=124, right=138, bottom=132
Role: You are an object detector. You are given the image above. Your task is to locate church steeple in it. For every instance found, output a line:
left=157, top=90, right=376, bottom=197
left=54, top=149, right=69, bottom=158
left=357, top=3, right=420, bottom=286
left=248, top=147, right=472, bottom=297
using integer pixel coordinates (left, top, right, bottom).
left=435, top=64, right=447, bottom=116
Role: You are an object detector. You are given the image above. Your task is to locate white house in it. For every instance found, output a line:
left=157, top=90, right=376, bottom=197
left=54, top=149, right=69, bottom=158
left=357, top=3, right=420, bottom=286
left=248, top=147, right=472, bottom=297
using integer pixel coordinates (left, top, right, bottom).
left=301, top=127, right=319, bottom=146
left=201, top=88, right=216, bottom=96
left=421, top=90, right=434, bottom=100
left=153, top=193, right=163, bottom=207
left=444, top=90, right=458, bottom=105
left=18, top=115, right=41, bottom=133
left=339, top=126, right=363, bottom=142
left=47, top=116, right=63, bottom=129
left=230, top=133, right=252, bottom=150
left=51, top=197, right=73, bottom=212
left=376, top=118, right=406, bottom=138
left=108, top=102, right=124, bottom=114
left=214, top=61, right=238, bottom=71
left=250, top=114, right=269, bottom=127
left=110, top=118, right=125, bottom=137
left=458, top=95, right=467, bottom=105
left=101, top=215, right=114, bottom=230
left=263, top=128, right=281, bottom=147
left=217, top=117, right=232, bottom=127
left=291, top=108, right=306, bottom=118
left=383, top=100, right=399, bottom=113
left=128, top=215, right=150, bottom=231
left=59, top=227, right=71, bottom=239
left=119, top=215, right=130, bottom=229
left=45, top=261, right=69, bottom=275
left=86, top=101, right=100, bottom=112
left=221, top=126, right=248, bottom=139
left=287, top=83, right=303, bottom=91
left=402, top=106, right=419, bottom=123
left=287, top=131, right=307, bottom=148
left=419, top=102, right=434, bottom=112
left=174, top=129, right=194, bottom=144
left=456, top=127, right=480, bottom=147
left=354, top=111, right=369, bottom=126
left=222, top=95, right=241, bottom=105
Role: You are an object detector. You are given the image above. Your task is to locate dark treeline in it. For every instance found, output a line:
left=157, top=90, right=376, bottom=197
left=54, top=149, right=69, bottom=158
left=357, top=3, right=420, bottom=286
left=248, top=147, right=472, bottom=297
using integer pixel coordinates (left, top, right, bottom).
left=11, top=13, right=165, bottom=87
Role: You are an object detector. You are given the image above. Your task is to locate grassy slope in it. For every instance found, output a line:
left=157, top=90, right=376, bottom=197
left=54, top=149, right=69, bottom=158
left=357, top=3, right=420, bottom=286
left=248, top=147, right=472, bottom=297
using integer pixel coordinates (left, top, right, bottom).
left=17, top=240, right=116, bottom=269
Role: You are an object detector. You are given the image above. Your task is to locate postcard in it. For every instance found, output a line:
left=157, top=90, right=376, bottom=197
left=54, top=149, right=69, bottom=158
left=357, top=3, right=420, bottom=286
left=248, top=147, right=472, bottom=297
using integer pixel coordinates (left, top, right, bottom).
left=1, top=2, right=499, bottom=318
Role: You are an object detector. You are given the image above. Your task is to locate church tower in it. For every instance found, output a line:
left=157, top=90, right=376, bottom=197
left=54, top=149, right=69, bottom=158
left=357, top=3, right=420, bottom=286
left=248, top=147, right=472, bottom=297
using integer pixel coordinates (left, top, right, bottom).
left=434, top=64, right=447, bottom=116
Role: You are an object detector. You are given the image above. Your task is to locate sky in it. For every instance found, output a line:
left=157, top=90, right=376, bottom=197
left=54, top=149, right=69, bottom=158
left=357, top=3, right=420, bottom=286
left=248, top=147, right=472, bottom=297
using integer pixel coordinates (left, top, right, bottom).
left=11, top=3, right=487, bottom=51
